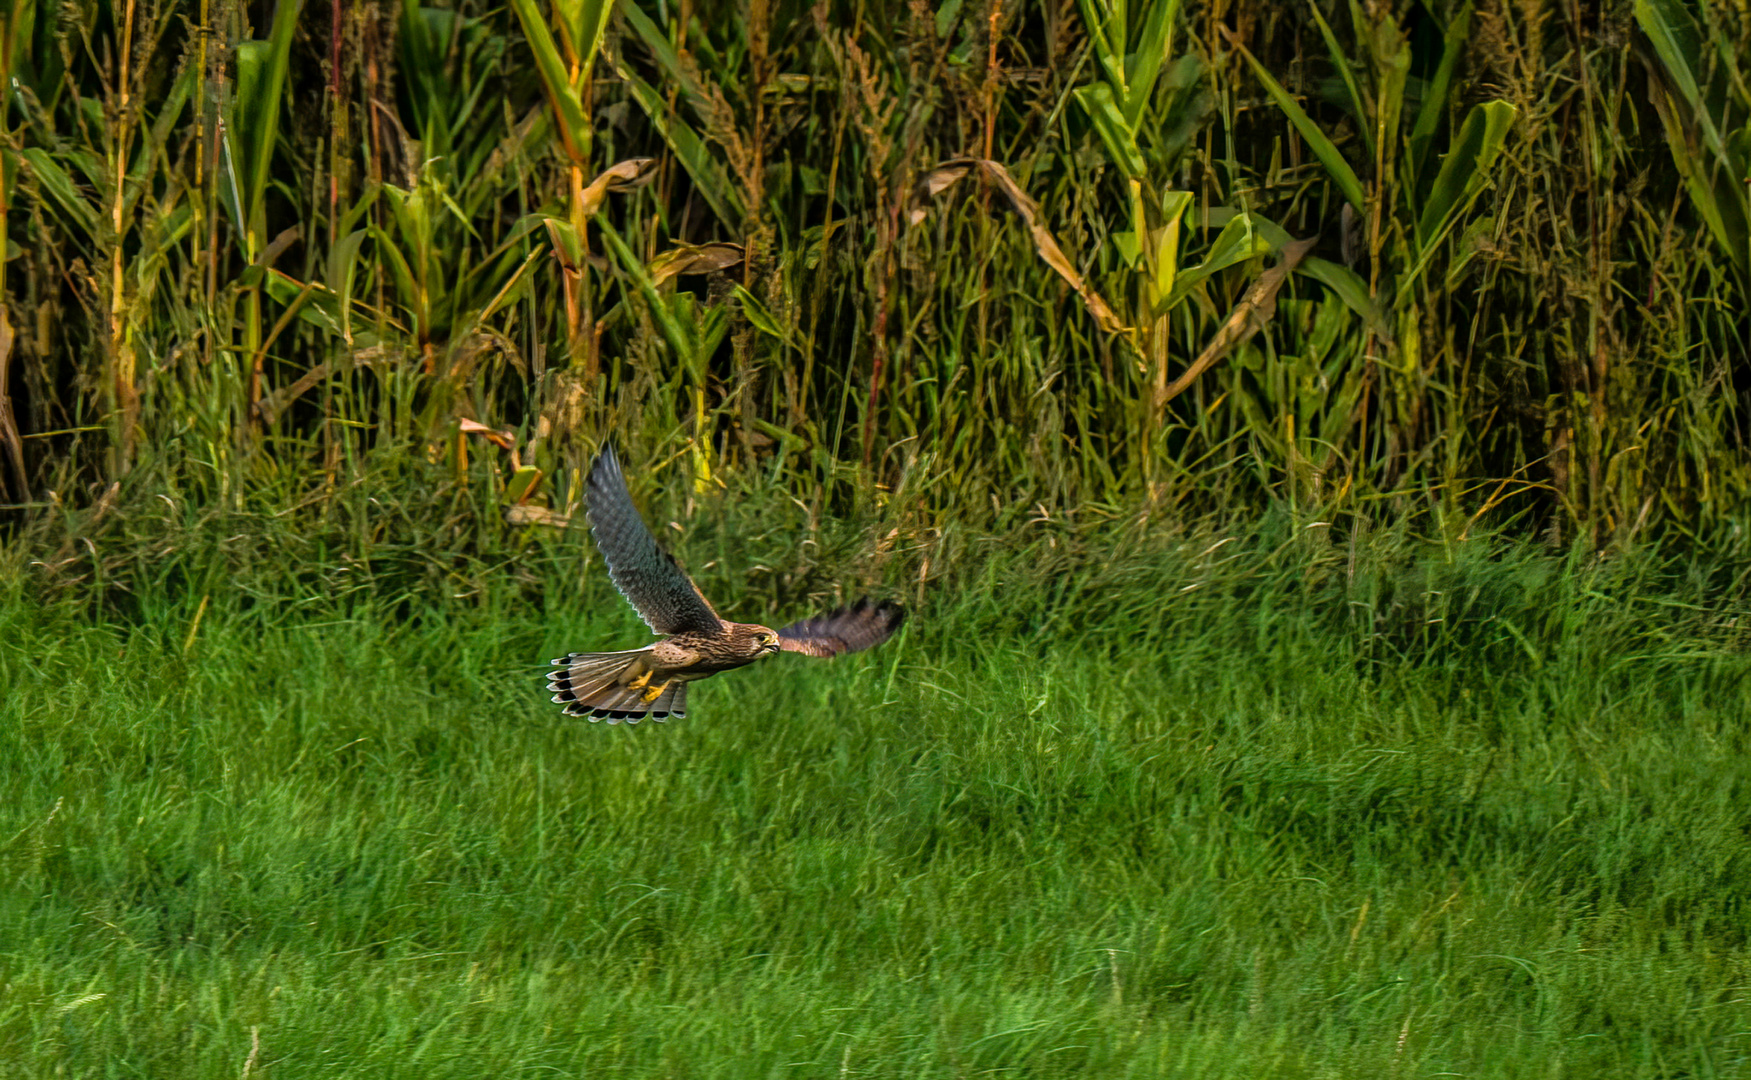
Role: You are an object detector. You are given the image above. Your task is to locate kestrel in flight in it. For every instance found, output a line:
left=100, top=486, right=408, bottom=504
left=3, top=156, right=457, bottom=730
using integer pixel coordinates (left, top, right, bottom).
left=547, top=443, right=905, bottom=724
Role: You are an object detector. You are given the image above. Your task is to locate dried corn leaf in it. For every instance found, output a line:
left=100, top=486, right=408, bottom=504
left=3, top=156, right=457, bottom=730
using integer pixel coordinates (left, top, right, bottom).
left=916, top=161, right=975, bottom=201
left=458, top=417, right=516, bottom=450
left=1160, top=237, right=1316, bottom=406
left=912, top=158, right=1127, bottom=334
left=648, top=241, right=747, bottom=287
left=505, top=505, right=572, bottom=528
left=579, top=158, right=659, bottom=217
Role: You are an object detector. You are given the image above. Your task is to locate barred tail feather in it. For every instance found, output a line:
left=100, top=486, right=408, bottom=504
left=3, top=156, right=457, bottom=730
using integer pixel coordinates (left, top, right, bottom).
left=591, top=684, right=647, bottom=724
left=545, top=649, right=690, bottom=724
left=646, top=682, right=687, bottom=723
left=603, top=680, right=689, bottom=724
left=547, top=648, right=650, bottom=722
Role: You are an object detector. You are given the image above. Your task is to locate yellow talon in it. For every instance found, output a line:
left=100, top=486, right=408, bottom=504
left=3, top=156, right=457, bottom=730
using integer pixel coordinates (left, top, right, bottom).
left=641, top=680, right=670, bottom=704
left=626, top=669, right=654, bottom=691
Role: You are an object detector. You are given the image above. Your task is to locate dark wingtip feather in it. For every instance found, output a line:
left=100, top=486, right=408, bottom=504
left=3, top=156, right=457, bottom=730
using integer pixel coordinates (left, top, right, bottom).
left=590, top=440, right=622, bottom=479
left=776, top=596, right=907, bottom=657
left=872, top=598, right=905, bottom=632
left=587, top=442, right=630, bottom=514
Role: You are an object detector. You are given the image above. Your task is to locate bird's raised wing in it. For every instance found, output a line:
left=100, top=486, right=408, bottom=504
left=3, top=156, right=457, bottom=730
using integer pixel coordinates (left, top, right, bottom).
left=777, top=599, right=905, bottom=658
left=585, top=443, right=723, bottom=636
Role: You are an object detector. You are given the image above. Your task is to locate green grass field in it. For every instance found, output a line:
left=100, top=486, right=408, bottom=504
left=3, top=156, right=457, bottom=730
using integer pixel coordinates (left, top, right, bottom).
left=3, top=529, right=1750, bottom=1078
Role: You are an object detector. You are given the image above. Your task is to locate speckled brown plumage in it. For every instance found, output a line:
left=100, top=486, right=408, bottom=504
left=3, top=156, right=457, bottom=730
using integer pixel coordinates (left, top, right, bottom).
left=546, top=443, right=906, bottom=725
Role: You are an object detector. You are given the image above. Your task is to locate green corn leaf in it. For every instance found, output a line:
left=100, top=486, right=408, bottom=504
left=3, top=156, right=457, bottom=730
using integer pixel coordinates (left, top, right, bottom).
left=934, top=0, right=964, bottom=37
left=1443, top=214, right=1497, bottom=293
left=1297, top=257, right=1388, bottom=338
left=1634, top=0, right=1722, bottom=155
left=539, top=214, right=587, bottom=268
left=336, top=186, right=381, bottom=239
left=1112, top=178, right=1148, bottom=268
left=145, top=59, right=198, bottom=165
left=505, top=464, right=543, bottom=504
left=1234, top=41, right=1366, bottom=214
left=383, top=184, right=431, bottom=277
left=1153, top=189, right=1194, bottom=298
left=1195, top=213, right=1270, bottom=274
left=597, top=220, right=697, bottom=361
left=1635, top=0, right=1748, bottom=280
left=731, top=285, right=795, bottom=349
left=1238, top=211, right=1389, bottom=335
left=1408, top=2, right=1473, bottom=185
left=1159, top=189, right=1194, bottom=225
left=1306, top=0, right=1371, bottom=161
left=399, top=0, right=441, bottom=97
left=612, top=57, right=745, bottom=228
left=550, top=0, right=613, bottom=79
left=16, top=149, right=99, bottom=236
left=1415, top=100, right=1516, bottom=249
left=1166, top=212, right=1272, bottom=306
left=265, top=269, right=344, bottom=336
left=216, top=130, right=247, bottom=245
left=371, top=228, right=422, bottom=331
left=1125, top=0, right=1182, bottom=130
left=615, top=2, right=746, bottom=227
left=327, top=228, right=371, bottom=341
left=1647, top=88, right=1745, bottom=280
left=1076, top=0, right=1129, bottom=110
left=1073, top=84, right=1148, bottom=180
left=618, top=1, right=708, bottom=115
left=1354, top=0, right=1410, bottom=168
left=133, top=201, right=194, bottom=301
left=475, top=247, right=544, bottom=324
left=1113, top=231, right=1144, bottom=267
left=232, top=0, right=301, bottom=256
left=60, top=148, right=104, bottom=191
left=694, top=296, right=731, bottom=364
left=507, top=0, right=590, bottom=162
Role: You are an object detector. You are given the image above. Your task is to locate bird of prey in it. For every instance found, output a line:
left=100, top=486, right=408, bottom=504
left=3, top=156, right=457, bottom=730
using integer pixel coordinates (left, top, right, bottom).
left=547, top=443, right=905, bottom=724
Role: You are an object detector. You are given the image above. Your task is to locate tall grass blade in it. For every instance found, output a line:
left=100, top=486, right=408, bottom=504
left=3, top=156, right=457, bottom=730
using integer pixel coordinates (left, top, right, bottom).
left=506, top=0, right=590, bottom=158
left=1230, top=35, right=1367, bottom=214
left=233, top=0, right=302, bottom=256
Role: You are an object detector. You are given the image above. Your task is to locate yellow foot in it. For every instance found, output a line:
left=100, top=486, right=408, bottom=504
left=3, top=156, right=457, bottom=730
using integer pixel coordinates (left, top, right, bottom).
left=640, top=680, right=671, bottom=704
left=626, top=669, right=654, bottom=691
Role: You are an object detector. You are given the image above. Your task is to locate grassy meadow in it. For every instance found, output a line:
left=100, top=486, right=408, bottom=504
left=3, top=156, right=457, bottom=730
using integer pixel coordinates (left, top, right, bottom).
left=4, top=524, right=1751, bottom=1077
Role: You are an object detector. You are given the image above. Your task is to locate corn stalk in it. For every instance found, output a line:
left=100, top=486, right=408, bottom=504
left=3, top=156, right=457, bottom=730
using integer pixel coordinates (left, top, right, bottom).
left=508, top=0, right=613, bottom=367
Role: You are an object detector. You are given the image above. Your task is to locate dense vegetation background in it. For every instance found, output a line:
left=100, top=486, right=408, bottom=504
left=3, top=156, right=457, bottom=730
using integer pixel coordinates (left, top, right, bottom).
left=2, top=0, right=1748, bottom=570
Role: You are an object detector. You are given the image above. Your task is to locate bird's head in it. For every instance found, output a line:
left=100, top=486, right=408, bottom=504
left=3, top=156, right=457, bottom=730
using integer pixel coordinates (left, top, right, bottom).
left=750, top=626, right=782, bottom=655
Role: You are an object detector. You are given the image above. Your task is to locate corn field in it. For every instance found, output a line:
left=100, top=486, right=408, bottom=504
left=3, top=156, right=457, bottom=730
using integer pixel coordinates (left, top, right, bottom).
left=1, top=0, right=1747, bottom=545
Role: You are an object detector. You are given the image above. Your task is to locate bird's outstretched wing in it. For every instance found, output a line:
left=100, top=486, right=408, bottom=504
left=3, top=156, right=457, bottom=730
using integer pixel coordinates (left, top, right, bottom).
left=585, top=443, right=723, bottom=636
left=777, top=599, right=905, bottom=658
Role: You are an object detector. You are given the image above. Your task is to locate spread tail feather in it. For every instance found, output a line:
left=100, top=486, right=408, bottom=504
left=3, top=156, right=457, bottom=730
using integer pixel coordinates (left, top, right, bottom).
left=546, top=649, right=689, bottom=724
